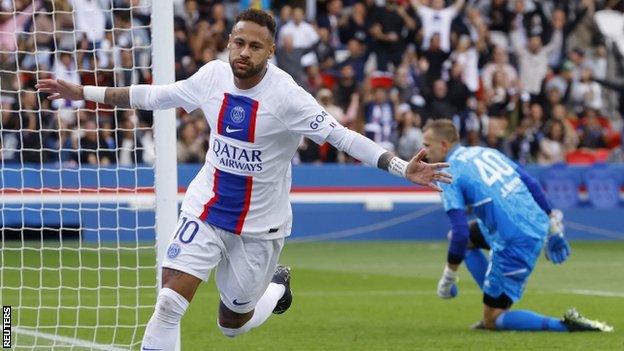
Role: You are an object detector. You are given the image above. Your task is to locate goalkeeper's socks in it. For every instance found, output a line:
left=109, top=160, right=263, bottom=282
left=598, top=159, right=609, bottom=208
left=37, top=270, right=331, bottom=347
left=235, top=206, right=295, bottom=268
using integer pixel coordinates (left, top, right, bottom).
left=464, top=249, right=488, bottom=289
left=495, top=310, right=568, bottom=332
left=218, top=283, right=285, bottom=337
left=141, top=288, right=188, bottom=350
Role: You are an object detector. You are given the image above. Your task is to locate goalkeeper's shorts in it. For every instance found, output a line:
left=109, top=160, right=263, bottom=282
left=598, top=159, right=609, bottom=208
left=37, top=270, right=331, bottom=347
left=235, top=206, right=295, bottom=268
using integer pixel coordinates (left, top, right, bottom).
left=162, top=212, right=285, bottom=314
left=483, top=237, right=542, bottom=303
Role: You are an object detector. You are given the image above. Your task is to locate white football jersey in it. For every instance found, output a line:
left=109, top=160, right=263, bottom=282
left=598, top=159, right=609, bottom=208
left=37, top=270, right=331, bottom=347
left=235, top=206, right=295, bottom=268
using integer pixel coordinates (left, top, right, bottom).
left=168, top=60, right=339, bottom=239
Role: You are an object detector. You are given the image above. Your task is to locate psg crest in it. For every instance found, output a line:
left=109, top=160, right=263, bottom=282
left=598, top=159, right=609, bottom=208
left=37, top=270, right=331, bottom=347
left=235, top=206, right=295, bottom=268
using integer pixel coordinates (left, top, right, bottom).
left=231, top=106, right=246, bottom=123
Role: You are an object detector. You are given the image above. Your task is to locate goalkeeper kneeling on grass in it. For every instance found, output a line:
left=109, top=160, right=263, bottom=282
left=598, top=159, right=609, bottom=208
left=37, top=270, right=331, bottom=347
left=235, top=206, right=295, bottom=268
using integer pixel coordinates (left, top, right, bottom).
left=422, top=119, right=613, bottom=332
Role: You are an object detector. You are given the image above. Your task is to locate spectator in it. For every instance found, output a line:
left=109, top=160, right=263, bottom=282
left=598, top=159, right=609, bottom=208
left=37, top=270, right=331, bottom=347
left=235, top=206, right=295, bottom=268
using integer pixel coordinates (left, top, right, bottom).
left=78, top=120, right=113, bottom=166
left=505, top=117, right=540, bottom=165
left=511, top=26, right=563, bottom=96
left=423, top=79, right=455, bottom=122
left=578, top=109, right=607, bottom=149
left=550, top=103, right=579, bottom=151
left=71, top=0, right=106, bottom=50
left=53, top=52, right=84, bottom=109
left=338, top=2, right=369, bottom=46
left=336, top=39, right=367, bottom=83
left=396, top=104, right=423, bottom=160
left=449, top=35, right=479, bottom=92
left=481, top=46, right=518, bottom=92
left=538, top=120, right=567, bottom=164
left=446, top=61, right=472, bottom=113
left=411, top=0, right=465, bottom=53
left=0, top=108, right=21, bottom=163
left=276, top=33, right=316, bottom=88
left=570, top=68, right=603, bottom=113
left=315, top=28, right=336, bottom=70
left=317, top=0, right=343, bottom=49
left=334, top=64, right=358, bottom=110
left=278, top=7, right=319, bottom=68
left=364, top=87, right=396, bottom=151
left=421, top=34, right=450, bottom=88
left=118, top=118, right=144, bottom=165
left=177, top=122, right=205, bottom=163
left=369, top=0, right=416, bottom=71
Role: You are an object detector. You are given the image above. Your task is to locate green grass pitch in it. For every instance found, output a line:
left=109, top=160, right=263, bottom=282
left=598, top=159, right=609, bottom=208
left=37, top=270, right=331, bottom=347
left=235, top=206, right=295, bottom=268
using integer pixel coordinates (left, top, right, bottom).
left=1, top=241, right=623, bottom=350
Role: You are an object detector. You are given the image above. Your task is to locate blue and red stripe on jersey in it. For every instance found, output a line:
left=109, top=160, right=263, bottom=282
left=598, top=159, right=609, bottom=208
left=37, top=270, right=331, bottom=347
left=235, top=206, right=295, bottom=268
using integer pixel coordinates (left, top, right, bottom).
left=199, top=168, right=253, bottom=235
left=217, top=93, right=259, bottom=143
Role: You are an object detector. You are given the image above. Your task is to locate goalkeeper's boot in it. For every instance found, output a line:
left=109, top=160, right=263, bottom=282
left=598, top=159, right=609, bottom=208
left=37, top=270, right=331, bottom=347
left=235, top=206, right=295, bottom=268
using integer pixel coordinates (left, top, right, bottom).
left=562, top=308, right=614, bottom=332
left=272, top=265, right=292, bottom=314
left=470, top=320, right=486, bottom=330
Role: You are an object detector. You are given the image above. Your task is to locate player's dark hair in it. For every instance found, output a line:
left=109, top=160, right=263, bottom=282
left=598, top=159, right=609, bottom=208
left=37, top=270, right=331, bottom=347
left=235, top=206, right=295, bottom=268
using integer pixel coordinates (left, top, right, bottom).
left=423, top=119, right=459, bottom=143
left=234, top=9, right=276, bottom=39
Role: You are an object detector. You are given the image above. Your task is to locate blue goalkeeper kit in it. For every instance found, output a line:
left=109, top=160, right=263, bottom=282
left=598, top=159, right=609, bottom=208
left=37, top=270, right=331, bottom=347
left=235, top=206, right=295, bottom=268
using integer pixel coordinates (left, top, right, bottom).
left=440, top=145, right=549, bottom=302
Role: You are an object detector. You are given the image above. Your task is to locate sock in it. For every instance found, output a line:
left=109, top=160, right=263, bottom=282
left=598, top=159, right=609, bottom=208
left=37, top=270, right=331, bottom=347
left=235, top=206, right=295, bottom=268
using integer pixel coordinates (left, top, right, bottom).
left=141, top=288, right=189, bottom=350
left=464, top=249, right=488, bottom=289
left=495, top=310, right=568, bottom=332
left=218, top=283, right=285, bottom=337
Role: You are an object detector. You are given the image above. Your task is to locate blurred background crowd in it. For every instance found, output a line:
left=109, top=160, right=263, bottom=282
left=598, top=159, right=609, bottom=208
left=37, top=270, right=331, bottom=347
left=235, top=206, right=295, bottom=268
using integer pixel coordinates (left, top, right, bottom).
left=2, top=0, right=624, bottom=167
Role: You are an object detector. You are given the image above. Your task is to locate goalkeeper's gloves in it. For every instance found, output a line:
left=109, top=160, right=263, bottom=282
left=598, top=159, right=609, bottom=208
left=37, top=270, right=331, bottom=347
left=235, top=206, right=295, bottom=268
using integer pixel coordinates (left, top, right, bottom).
left=437, top=266, right=458, bottom=299
left=545, top=209, right=571, bottom=264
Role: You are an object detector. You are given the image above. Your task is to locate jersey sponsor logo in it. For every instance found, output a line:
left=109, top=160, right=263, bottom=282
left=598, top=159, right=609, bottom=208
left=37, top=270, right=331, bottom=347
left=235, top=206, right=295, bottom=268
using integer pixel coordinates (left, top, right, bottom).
left=212, top=138, right=263, bottom=172
left=225, top=126, right=243, bottom=133
left=232, top=299, right=251, bottom=306
left=309, top=110, right=329, bottom=130
left=231, top=105, right=246, bottom=123
left=167, top=243, right=181, bottom=259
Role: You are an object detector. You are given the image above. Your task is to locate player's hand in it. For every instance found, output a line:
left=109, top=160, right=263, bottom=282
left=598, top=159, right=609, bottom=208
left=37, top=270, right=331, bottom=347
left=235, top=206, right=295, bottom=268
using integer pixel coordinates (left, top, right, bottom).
left=437, top=266, right=458, bottom=299
left=406, top=149, right=452, bottom=192
left=545, top=232, right=571, bottom=264
left=36, top=79, right=84, bottom=101
left=545, top=209, right=570, bottom=264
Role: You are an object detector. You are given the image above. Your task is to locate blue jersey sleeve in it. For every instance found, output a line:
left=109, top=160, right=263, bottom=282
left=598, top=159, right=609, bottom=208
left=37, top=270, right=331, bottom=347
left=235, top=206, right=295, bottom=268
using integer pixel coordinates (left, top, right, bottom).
left=515, top=165, right=552, bottom=215
left=447, top=209, right=470, bottom=264
left=441, top=175, right=465, bottom=211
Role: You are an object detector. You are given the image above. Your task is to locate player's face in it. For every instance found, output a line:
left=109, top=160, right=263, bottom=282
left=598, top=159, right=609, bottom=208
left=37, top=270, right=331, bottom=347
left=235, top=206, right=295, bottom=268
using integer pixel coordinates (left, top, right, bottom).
left=228, top=21, right=275, bottom=80
left=422, top=129, right=448, bottom=163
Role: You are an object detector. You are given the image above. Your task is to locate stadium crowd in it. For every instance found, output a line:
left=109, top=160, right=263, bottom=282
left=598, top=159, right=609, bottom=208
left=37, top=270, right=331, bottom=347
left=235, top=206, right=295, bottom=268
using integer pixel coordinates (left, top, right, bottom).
left=1, top=0, right=624, bottom=167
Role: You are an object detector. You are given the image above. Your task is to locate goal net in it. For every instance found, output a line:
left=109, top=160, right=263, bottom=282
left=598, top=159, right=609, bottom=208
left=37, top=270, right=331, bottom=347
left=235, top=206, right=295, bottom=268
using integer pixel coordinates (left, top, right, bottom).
left=0, top=1, right=176, bottom=349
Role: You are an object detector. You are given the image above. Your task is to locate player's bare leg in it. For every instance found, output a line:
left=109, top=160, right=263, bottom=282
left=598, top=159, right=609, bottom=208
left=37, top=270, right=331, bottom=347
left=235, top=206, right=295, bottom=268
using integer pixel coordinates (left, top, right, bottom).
left=482, top=304, right=506, bottom=330
left=217, top=265, right=292, bottom=337
left=141, top=268, right=201, bottom=350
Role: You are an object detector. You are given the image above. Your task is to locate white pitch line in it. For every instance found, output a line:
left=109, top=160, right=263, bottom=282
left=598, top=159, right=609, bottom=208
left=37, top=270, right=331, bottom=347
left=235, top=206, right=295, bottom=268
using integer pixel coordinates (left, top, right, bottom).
left=296, top=290, right=482, bottom=297
left=13, top=327, right=129, bottom=351
left=559, top=289, right=624, bottom=298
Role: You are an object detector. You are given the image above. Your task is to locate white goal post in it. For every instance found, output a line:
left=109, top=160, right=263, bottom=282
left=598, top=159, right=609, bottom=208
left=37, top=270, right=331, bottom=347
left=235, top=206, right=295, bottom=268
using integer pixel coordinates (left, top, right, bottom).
left=0, top=0, right=178, bottom=349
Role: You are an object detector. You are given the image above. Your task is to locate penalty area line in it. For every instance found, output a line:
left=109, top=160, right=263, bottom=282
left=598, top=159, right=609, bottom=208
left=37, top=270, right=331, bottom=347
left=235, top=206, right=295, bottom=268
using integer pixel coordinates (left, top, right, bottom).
left=13, top=327, right=129, bottom=351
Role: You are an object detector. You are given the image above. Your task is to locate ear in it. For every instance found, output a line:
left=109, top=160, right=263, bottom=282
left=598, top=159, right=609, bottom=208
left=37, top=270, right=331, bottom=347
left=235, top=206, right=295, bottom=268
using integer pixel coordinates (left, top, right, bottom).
left=269, top=42, right=276, bottom=58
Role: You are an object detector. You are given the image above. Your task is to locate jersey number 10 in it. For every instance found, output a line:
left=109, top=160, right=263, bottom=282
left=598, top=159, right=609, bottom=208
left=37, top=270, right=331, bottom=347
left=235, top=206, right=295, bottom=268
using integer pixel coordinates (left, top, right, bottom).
left=473, top=150, right=515, bottom=186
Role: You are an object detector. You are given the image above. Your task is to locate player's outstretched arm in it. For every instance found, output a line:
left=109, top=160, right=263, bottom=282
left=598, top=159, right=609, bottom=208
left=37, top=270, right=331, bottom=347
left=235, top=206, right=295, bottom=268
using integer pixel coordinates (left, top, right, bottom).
left=36, top=79, right=131, bottom=108
left=326, top=127, right=452, bottom=191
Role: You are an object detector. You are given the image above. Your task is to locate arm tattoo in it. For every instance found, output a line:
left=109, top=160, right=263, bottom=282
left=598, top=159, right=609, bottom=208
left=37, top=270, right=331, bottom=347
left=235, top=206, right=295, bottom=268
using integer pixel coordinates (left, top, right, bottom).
left=104, top=87, right=131, bottom=108
left=377, top=151, right=394, bottom=171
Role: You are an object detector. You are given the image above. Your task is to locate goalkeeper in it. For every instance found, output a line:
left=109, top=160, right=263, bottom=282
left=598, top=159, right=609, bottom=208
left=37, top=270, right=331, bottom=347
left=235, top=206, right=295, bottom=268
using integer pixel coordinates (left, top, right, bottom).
left=422, top=119, right=613, bottom=332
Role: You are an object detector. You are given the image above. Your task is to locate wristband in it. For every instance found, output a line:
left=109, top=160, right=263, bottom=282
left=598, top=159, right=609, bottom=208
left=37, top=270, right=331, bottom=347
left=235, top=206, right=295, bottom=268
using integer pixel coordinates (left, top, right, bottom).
left=83, top=86, right=106, bottom=104
left=388, top=157, right=408, bottom=178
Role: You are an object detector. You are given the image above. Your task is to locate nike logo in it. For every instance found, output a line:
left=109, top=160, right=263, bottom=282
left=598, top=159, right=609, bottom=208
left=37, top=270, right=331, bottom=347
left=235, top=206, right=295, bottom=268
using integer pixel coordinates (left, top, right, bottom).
left=232, top=299, right=251, bottom=306
left=226, top=126, right=243, bottom=133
